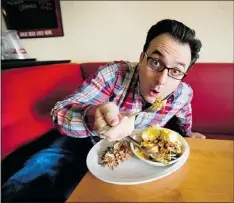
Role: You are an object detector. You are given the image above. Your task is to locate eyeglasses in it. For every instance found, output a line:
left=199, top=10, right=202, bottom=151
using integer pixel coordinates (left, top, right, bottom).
left=144, top=52, right=187, bottom=80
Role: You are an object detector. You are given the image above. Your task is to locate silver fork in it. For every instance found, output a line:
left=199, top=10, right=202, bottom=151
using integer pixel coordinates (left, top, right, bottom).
left=96, top=96, right=170, bottom=134
left=125, top=136, right=159, bottom=159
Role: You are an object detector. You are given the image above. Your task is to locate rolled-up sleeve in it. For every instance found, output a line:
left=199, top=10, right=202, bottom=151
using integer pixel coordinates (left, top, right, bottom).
left=51, top=63, right=118, bottom=138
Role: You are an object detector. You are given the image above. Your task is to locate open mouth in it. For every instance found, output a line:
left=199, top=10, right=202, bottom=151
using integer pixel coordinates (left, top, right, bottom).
left=149, top=89, right=160, bottom=97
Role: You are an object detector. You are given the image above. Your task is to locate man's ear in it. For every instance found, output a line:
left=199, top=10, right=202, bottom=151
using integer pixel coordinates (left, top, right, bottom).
left=139, top=52, right=145, bottom=63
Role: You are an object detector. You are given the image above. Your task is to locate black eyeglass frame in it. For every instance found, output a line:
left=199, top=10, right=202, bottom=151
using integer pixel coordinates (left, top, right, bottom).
left=144, top=52, right=188, bottom=80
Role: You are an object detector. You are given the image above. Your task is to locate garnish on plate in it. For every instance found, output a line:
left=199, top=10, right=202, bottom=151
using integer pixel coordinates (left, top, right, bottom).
left=100, top=140, right=132, bottom=169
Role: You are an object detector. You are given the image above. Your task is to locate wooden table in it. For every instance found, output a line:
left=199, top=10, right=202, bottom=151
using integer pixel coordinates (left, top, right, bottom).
left=67, top=139, right=234, bottom=202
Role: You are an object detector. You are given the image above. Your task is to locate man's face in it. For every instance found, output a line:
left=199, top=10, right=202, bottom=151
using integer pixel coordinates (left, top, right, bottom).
left=138, top=33, right=191, bottom=103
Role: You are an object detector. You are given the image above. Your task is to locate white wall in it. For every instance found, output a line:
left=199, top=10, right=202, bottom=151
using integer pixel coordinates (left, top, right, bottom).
left=2, top=1, right=233, bottom=63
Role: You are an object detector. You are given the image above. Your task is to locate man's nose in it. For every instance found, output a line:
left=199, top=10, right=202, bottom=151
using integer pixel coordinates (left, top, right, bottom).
left=156, top=69, right=169, bottom=85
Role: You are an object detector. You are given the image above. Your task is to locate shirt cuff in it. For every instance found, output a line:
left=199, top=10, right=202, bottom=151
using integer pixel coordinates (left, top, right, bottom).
left=82, top=105, right=99, bottom=137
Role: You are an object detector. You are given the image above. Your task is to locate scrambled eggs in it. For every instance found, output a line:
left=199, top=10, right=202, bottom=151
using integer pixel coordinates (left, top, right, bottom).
left=134, top=126, right=183, bottom=164
left=151, top=97, right=164, bottom=111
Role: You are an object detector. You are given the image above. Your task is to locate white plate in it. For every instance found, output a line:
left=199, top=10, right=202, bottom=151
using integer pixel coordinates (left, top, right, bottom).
left=130, top=128, right=188, bottom=167
left=86, top=130, right=190, bottom=185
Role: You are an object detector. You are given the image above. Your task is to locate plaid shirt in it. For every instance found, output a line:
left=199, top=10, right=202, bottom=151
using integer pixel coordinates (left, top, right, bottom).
left=51, top=61, right=193, bottom=142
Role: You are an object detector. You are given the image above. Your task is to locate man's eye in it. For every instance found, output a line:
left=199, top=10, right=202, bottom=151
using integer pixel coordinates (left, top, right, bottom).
left=151, top=60, right=160, bottom=67
left=170, top=69, right=182, bottom=76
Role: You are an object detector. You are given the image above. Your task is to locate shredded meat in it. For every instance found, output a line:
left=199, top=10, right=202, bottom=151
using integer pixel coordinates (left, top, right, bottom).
left=100, top=140, right=132, bottom=169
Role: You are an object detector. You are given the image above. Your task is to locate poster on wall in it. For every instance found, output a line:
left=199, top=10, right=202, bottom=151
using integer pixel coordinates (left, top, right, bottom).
left=2, top=0, right=64, bottom=39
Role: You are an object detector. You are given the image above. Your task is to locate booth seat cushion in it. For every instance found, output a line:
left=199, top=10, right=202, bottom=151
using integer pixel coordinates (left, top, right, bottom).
left=80, top=62, right=107, bottom=79
left=1, top=63, right=83, bottom=158
left=183, top=63, right=234, bottom=135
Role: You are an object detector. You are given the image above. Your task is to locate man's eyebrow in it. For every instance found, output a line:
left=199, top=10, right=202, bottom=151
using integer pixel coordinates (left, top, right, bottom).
left=151, top=50, right=186, bottom=69
left=152, top=50, right=164, bottom=58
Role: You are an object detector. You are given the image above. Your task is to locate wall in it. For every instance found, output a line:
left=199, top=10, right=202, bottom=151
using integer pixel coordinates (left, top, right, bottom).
left=2, top=1, right=233, bottom=63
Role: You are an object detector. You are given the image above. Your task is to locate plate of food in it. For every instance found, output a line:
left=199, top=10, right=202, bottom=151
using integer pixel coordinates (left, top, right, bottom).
left=86, top=126, right=190, bottom=185
left=130, top=126, right=187, bottom=166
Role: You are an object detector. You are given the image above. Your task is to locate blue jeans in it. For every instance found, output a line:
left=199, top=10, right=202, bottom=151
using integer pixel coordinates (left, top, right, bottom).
left=1, top=135, right=96, bottom=202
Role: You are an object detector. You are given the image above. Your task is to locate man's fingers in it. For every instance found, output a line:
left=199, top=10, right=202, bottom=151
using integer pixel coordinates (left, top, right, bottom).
left=100, top=102, right=120, bottom=126
left=99, top=115, right=135, bottom=141
left=103, top=116, right=130, bottom=140
left=199, top=134, right=206, bottom=139
left=94, top=108, right=107, bottom=131
left=100, top=134, right=108, bottom=139
left=191, top=132, right=206, bottom=139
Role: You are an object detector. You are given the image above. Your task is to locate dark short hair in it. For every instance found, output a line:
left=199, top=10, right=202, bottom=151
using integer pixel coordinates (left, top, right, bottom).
left=143, top=19, right=202, bottom=68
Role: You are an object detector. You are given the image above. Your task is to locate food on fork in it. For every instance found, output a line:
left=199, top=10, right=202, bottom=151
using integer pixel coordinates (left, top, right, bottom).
left=133, top=126, right=183, bottom=164
left=151, top=97, right=164, bottom=111
left=96, top=97, right=164, bottom=135
left=100, top=140, right=132, bottom=169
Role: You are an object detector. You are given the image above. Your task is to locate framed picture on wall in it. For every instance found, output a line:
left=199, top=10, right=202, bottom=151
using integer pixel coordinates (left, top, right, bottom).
left=2, top=0, right=64, bottom=39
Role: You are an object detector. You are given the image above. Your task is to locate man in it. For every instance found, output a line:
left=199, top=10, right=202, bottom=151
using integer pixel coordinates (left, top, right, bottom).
left=51, top=19, right=205, bottom=141
left=2, top=19, right=204, bottom=202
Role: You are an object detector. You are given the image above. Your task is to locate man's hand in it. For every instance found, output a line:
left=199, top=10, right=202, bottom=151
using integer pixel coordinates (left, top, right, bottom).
left=191, top=132, right=206, bottom=139
left=94, top=102, right=135, bottom=141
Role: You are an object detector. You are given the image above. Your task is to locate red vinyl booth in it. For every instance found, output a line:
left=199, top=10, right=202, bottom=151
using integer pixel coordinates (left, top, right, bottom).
left=2, top=62, right=233, bottom=159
